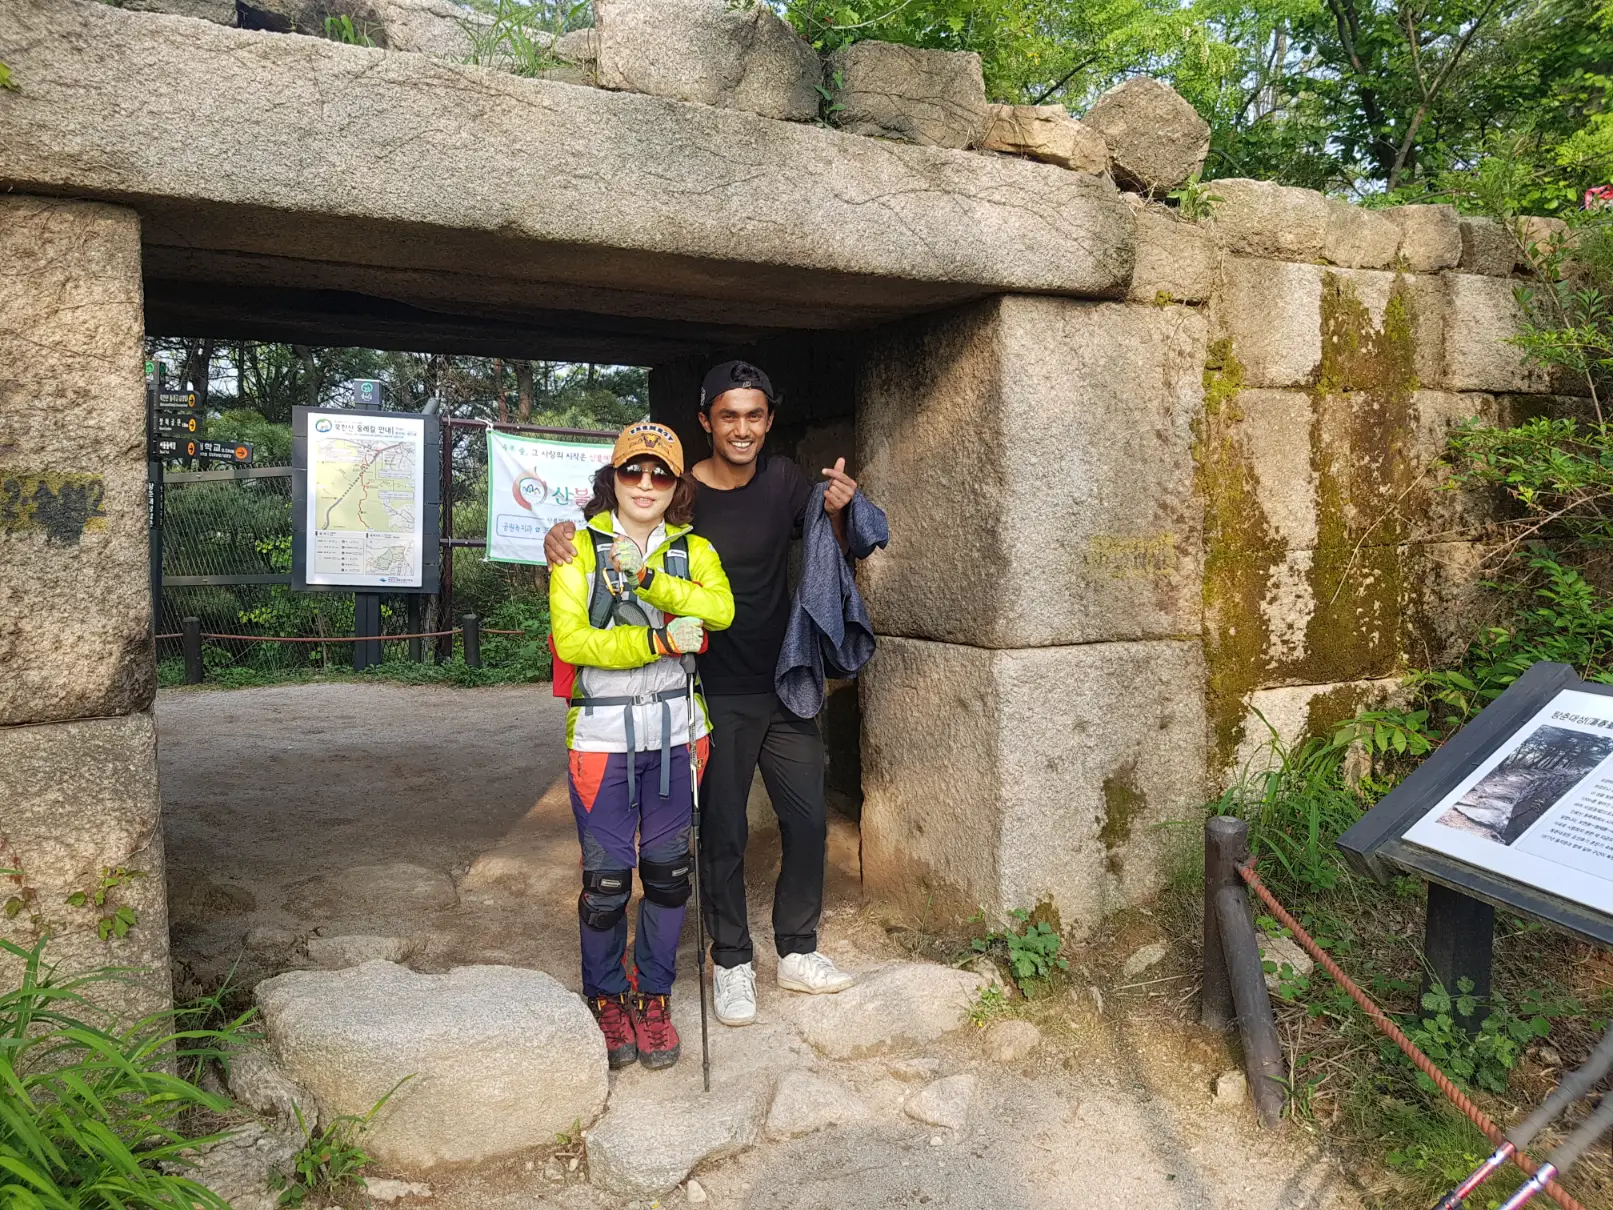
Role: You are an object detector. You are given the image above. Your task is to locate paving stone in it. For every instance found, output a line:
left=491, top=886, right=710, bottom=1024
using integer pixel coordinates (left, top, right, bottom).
left=982, top=1019, right=1041, bottom=1063
left=903, top=1074, right=977, bottom=1130
left=765, top=1071, right=871, bottom=1139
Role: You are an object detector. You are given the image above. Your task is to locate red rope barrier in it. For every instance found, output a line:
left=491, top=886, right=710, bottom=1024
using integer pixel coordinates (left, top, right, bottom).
left=1238, top=862, right=1588, bottom=1210
left=154, top=633, right=181, bottom=641
left=199, top=630, right=459, bottom=643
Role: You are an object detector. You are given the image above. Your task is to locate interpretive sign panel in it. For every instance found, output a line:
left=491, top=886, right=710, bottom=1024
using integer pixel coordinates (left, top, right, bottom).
left=1340, top=663, right=1613, bottom=944
left=291, top=408, right=440, bottom=593
left=485, top=429, right=613, bottom=565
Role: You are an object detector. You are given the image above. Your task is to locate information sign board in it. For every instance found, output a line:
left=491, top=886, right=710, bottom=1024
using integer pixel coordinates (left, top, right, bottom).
left=291, top=408, right=440, bottom=593
left=1340, top=663, right=1613, bottom=944
left=485, top=429, right=614, bottom=565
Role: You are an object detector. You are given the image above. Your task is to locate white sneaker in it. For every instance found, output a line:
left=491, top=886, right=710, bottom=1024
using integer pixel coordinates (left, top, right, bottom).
left=776, top=951, right=855, bottom=995
left=712, top=961, right=757, bottom=1026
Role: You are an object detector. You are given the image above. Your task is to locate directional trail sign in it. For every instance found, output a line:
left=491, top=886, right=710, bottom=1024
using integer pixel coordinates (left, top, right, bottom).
left=149, top=437, right=253, bottom=466
left=154, top=390, right=200, bottom=412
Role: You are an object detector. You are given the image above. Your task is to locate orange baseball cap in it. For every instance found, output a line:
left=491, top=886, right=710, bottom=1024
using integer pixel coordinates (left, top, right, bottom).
left=612, top=421, right=684, bottom=477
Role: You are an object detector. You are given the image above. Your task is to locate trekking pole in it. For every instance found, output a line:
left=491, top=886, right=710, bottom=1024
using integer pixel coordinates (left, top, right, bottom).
left=1431, top=1020, right=1613, bottom=1210
left=682, top=653, right=712, bottom=1093
left=1493, top=1090, right=1613, bottom=1210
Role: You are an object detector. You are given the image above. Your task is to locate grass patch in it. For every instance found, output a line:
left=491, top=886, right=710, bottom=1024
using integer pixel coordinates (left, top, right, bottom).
left=0, top=935, right=256, bottom=1208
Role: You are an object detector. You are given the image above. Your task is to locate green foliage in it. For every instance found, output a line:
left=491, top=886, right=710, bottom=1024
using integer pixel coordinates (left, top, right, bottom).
left=1404, top=979, right=1553, bottom=1095
left=273, top=1080, right=408, bottom=1207
left=0, top=61, right=17, bottom=92
left=323, top=13, right=376, bottom=45
left=64, top=867, right=147, bottom=942
left=1165, top=171, right=1223, bottom=220
left=1217, top=727, right=1360, bottom=893
left=1415, top=555, right=1613, bottom=726
left=461, top=0, right=590, bottom=76
left=967, top=984, right=1013, bottom=1027
left=0, top=935, right=253, bottom=1210
left=785, top=0, right=1611, bottom=198
left=970, top=908, right=1068, bottom=989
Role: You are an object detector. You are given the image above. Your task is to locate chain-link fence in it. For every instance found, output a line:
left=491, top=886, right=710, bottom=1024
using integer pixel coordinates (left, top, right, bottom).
left=154, top=461, right=552, bottom=682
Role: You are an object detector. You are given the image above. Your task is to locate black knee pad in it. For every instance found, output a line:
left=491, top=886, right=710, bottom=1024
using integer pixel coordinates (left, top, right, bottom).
left=578, top=868, right=632, bottom=929
left=639, top=851, right=693, bottom=908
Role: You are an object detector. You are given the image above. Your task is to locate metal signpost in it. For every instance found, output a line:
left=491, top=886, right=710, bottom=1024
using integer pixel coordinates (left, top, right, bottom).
left=1340, top=662, right=1613, bottom=1031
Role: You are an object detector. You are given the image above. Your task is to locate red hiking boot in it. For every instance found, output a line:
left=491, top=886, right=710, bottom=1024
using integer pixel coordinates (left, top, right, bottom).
left=632, top=992, right=681, bottom=1070
left=589, top=993, right=638, bottom=1069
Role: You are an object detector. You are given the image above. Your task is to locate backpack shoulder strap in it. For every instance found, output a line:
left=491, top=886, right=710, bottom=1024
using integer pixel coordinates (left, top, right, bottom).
left=587, top=528, right=617, bottom=630
left=664, top=534, right=690, bottom=581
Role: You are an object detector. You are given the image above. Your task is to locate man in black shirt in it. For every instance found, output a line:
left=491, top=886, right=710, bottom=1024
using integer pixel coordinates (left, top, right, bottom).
left=545, top=360, right=857, bottom=1025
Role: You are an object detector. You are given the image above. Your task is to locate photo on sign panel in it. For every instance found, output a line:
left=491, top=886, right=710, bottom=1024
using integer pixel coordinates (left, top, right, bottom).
left=1404, top=688, right=1613, bottom=917
left=1436, top=725, right=1613, bottom=845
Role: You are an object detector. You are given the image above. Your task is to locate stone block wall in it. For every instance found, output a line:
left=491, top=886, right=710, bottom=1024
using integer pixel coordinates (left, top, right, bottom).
left=855, top=295, right=1211, bottom=934
left=1191, top=189, right=1577, bottom=777
left=0, top=197, right=171, bottom=1021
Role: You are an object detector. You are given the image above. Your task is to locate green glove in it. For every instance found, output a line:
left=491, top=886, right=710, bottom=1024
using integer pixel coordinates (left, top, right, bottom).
left=608, top=536, right=644, bottom=581
left=650, top=615, right=705, bottom=657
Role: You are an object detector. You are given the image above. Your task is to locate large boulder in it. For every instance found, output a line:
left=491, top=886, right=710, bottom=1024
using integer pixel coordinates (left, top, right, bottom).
left=828, top=42, right=990, bottom=149
left=377, top=0, right=478, bottom=58
left=978, top=103, right=1107, bottom=172
left=1082, top=77, right=1209, bottom=194
left=256, top=961, right=608, bottom=1169
left=786, top=963, right=987, bottom=1058
left=594, top=0, right=821, bottom=121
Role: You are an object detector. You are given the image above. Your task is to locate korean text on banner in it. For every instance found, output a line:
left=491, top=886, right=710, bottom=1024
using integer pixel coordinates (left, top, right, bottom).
left=486, top=430, right=614, bottom=565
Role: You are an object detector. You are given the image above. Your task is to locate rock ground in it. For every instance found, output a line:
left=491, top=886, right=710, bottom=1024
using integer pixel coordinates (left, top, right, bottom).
left=159, top=682, right=1365, bottom=1208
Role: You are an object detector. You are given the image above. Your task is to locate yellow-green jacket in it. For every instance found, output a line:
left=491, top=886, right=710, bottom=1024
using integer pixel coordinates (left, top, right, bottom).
left=550, top=511, right=734, bottom=751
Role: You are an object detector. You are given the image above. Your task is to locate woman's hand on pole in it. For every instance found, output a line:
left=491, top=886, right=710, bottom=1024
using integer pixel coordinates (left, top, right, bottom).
left=651, top=616, right=705, bottom=657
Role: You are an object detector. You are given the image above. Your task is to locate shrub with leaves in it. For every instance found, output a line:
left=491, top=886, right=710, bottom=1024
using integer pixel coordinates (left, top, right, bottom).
left=0, top=936, right=253, bottom=1209
left=971, top=908, right=1067, bottom=990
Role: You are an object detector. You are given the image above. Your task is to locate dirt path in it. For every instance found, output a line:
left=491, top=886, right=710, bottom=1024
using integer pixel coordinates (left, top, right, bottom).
left=158, top=683, right=1367, bottom=1210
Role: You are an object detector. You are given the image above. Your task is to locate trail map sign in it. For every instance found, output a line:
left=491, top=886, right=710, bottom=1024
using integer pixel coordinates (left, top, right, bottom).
left=291, top=407, right=441, bottom=592
left=1341, top=663, right=1613, bottom=944
left=485, top=429, right=613, bottom=565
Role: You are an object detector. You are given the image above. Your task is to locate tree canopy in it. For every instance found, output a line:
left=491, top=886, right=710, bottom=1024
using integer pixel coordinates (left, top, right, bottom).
left=785, top=0, right=1613, bottom=208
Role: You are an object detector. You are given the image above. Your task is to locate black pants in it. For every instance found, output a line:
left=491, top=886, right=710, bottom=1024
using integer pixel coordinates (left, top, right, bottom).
left=700, top=692, right=825, bottom=967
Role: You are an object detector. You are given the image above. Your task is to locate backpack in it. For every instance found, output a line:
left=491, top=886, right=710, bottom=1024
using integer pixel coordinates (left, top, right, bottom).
left=549, top=530, right=691, bottom=699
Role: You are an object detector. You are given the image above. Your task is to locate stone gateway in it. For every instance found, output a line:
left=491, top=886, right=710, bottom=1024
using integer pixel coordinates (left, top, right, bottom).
left=0, top=0, right=1573, bottom=1018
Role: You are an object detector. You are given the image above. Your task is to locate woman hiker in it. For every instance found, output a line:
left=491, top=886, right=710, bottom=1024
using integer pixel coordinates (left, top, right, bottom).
left=549, top=421, right=734, bottom=1070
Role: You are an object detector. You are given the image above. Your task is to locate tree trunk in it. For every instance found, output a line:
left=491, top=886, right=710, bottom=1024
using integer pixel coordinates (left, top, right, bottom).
left=516, top=361, right=534, bottom=423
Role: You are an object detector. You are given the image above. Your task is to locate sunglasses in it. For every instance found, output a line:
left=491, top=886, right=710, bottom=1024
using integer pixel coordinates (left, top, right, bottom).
left=615, top=461, right=678, bottom=489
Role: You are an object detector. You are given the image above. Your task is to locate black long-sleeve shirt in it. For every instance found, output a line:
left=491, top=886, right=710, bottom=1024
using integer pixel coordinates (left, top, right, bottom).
left=691, top=454, right=811, bottom=696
